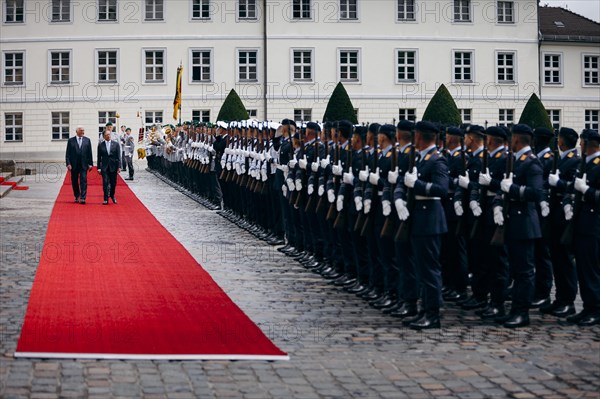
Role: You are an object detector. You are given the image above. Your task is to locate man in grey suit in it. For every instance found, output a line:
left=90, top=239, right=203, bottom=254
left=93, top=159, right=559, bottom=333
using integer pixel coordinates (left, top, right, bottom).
left=97, top=130, right=121, bottom=205
left=123, top=127, right=135, bottom=180
left=65, top=126, right=93, bottom=204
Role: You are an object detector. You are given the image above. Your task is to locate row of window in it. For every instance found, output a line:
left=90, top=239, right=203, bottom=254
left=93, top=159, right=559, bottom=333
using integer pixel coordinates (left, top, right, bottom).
left=3, top=48, right=599, bottom=87
left=3, top=0, right=517, bottom=24
left=4, top=109, right=599, bottom=142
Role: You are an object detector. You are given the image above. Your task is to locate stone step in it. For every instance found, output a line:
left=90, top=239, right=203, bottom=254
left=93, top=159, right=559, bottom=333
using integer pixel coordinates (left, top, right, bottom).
left=0, top=184, right=12, bottom=198
left=1, top=176, right=23, bottom=186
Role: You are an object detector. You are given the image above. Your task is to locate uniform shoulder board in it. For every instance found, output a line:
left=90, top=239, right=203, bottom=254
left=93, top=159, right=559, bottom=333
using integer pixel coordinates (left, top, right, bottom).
left=479, top=152, right=484, bottom=158
left=453, top=151, right=460, bottom=157
left=425, top=154, right=432, bottom=161
left=568, top=152, right=574, bottom=158
left=386, top=151, right=392, bottom=158
left=377, top=148, right=382, bottom=154
left=495, top=152, right=502, bottom=159
left=519, top=154, right=527, bottom=161
left=594, top=157, right=600, bottom=165
left=544, top=152, right=552, bottom=159
left=404, top=147, right=411, bottom=154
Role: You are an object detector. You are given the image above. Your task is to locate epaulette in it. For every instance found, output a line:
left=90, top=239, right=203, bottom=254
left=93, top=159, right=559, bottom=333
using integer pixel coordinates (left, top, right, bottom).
left=386, top=151, right=392, bottom=158
left=495, top=152, right=502, bottom=159
left=519, top=154, right=528, bottom=161
left=543, top=152, right=552, bottom=159
left=453, top=151, right=460, bottom=157
left=594, top=157, right=600, bottom=165
left=479, top=152, right=484, bottom=158
left=425, top=153, right=432, bottom=161
left=404, top=147, right=411, bottom=154
left=568, top=152, right=574, bottom=158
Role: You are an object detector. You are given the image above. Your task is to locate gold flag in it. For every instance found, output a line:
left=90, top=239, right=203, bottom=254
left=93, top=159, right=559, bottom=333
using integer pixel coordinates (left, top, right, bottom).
left=173, top=64, right=182, bottom=120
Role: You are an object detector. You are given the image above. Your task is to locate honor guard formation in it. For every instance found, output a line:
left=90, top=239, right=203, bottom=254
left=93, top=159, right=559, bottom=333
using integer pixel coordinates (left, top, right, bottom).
left=142, top=119, right=600, bottom=330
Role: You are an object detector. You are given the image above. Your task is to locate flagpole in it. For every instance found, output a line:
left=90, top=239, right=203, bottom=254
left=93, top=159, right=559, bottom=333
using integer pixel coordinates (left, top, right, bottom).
left=178, top=61, right=182, bottom=126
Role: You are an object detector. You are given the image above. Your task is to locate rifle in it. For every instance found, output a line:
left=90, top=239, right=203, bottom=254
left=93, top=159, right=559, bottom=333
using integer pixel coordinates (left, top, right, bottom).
left=490, top=145, right=514, bottom=246
left=326, top=123, right=341, bottom=222
left=353, top=148, right=368, bottom=232
left=454, top=136, right=469, bottom=236
left=334, top=134, right=352, bottom=229
left=469, top=143, right=488, bottom=239
left=541, top=128, right=559, bottom=239
left=294, top=125, right=306, bottom=208
left=315, top=129, right=330, bottom=214
left=360, top=142, right=379, bottom=237
left=304, top=136, right=319, bottom=213
left=394, top=130, right=416, bottom=242
left=560, top=138, right=587, bottom=246
left=260, top=127, right=270, bottom=195
left=380, top=143, right=397, bottom=238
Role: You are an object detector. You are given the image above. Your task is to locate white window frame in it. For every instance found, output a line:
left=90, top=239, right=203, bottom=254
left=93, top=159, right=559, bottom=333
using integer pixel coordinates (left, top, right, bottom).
left=144, top=0, right=164, bottom=22
left=582, top=53, right=600, bottom=87
left=395, top=48, right=418, bottom=83
left=542, top=52, right=563, bottom=86
left=192, top=110, right=211, bottom=123
left=237, top=48, right=259, bottom=83
left=50, top=0, right=72, bottom=23
left=453, top=0, right=471, bottom=23
left=189, top=48, right=213, bottom=83
left=95, top=49, right=119, bottom=84
left=497, top=1, right=514, bottom=24
left=338, top=48, right=361, bottom=84
left=4, top=112, right=23, bottom=142
left=2, top=50, right=25, bottom=87
left=294, top=109, right=312, bottom=123
left=399, top=108, right=416, bottom=122
left=4, top=0, right=24, bottom=24
left=290, top=48, right=314, bottom=83
left=452, top=50, right=474, bottom=84
left=498, top=109, right=514, bottom=126
left=238, top=0, right=257, bottom=20
left=51, top=111, right=70, bottom=141
left=145, top=110, right=164, bottom=130
left=496, top=50, right=516, bottom=84
left=191, top=0, right=211, bottom=21
left=339, top=0, right=358, bottom=21
left=396, top=0, right=416, bottom=22
left=460, top=109, right=472, bottom=123
left=142, top=48, right=166, bottom=84
left=547, top=109, right=560, bottom=130
left=97, top=0, right=118, bottom=22
left=48, top=49, right=72, bottom=85
left=585, top=110, right=599, bottom=130
left=292, top=0, right=312, bottom=20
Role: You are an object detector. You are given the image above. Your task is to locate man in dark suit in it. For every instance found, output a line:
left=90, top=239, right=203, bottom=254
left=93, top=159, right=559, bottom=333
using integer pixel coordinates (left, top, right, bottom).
left=97, top=130, right=121, bottom=205
left=65, top=126, right=93, bottom=204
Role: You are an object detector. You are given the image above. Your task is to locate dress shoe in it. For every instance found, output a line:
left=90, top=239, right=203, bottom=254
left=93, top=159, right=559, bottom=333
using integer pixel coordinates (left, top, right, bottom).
left=346, top=283, right=366, bottom=294
left=382, top=301, right=403, bottom=314
left=287, top=250, right=302, bottom=258
left=530, top=297, right=550, bottom=309
left=539, top=300, right=560, bottom=315
left=341, top=278, right=357, bottom=288
left=441, top=286, right=451, bottom=295
left=305, top=261, right=321, bottom=270
left=503, top=313, right=530, bottom=328
left=461, top=297, right=488, bottom=310
left=577, top=313, right=600, bottom=327
left=322, top=270, right=342, bottom=280
left=566, top=310, right=589, bottom=324
left=74, top=197, right=79, bottom=203
left=409, top=314, right=441, bottom=330
left=390, top=302, right=418, bottom=318
left=551, top=304, right=576, bottom=318
left=444, top=290, right=468, bottom=302
left=402, top=311, right=425, bottom=326
left=80, top=200, right=86, bottom=205
left=103, top=200, right=108, bottom=205
left=111, top=196, right=117, bottom=204
left=277, top=244, right=291, bottom=253
left=353, top=285, right=371, bottom=296
left=333, top=276, right=352, bottom=287
left=268, top=237, right=285, bottom=246
left=371, top=296, right=396, bottom=309
left=360, top=289, right=380, bottom=301
left=480, top=305, right=505, bottom=320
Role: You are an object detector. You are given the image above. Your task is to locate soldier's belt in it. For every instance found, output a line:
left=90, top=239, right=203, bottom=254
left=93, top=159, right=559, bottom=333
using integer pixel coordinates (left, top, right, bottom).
left=487, top=191, right=497, bottom=197
left=377, top=191, right=383, bottom=196
left=414, top=195, right=441, bottom=201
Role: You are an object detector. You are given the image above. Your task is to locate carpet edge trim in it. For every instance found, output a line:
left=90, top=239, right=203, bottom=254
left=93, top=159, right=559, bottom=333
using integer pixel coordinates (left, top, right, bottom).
left=14, top=352, right=290, bottom=361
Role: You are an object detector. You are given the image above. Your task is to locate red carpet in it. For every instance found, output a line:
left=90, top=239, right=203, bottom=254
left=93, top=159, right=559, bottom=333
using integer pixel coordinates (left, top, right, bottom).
left=15, top=169, right=288, bottom=360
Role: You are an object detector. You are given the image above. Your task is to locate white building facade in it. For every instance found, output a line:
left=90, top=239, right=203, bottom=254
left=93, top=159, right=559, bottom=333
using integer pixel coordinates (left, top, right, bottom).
left=0, top=0, right=598, bottom=159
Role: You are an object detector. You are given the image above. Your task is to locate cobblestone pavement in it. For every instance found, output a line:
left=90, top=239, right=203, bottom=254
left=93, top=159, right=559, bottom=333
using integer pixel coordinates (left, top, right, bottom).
left=1, top=162, right=599, bottom=399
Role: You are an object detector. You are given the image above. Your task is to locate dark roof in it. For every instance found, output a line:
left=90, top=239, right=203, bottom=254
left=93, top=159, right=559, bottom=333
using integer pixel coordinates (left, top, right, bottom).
left=539, top=6, right=600, bottom=43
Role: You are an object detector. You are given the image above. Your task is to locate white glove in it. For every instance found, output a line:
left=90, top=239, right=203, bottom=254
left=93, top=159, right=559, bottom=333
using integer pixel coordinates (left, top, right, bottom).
left=307, top=184, right=314, bottom=195
left=395, top=199, right=409, bottom=221
left=574, top=174, right=589, bottom=194
left=327, top=189, right=335, bottom=203
left=320, top=156, right=330, bottom=169
left=332, top=163, right=343, bottom=176
left=469, top=200, right=482, bottom=217
left=318, top=185, right=325, bottom=197
left=226, top=162, right=232, bottom=171
left=540, top=201, right=550, bottom=217
left=265, top=152, right=272, bottom=162
left=220, top=159, right=226, bottom=169
left=369, top=169, right=380, bottom=186
left=404, top=167, right=418, bottom=188
left=295, top=179, right=302, bottom=191
left=261, top=169, right=268, bottom=182
left=311, top=162, right=319, bottom=172
left=258, top=153, right=265, bottom=162
left=289, top=159, right=298, bottom=169
left=388, top=168, right=399, bottom=185
left=478, top=168, right=492, bottom=186
left=458, top=174, right=470, bottom=189
left=354, top=196, right=363, bottom=212
left=336, top=195, right=344, bottom=212
left=493, top=206, right=504, bottom=226
left=501, top=173, right=513, bottom=193
left=343, top=172, right=354, bottom=185
left=364, top=199, right=372, bottom=214
left=358, top=168, right=369, bottom=182
left=286, top=178, right=295, bottom=191
left=299, top=156, right=308, bottom=170
left=382, top=200, right=391, bottom=216
left=454, top=201, right=464, bottom=217
left=282, top=184, right=288, bottom=196
left=564, top=204, right=573, bottom=221
left=548, top=170, right=560, bottom=187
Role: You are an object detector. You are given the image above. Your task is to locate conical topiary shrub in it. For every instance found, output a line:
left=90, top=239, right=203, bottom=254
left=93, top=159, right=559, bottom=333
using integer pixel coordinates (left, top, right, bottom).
left=421, top=84, right=461, bottom=126
left=518, top=93, right=552, bottom=129
left=323, top=82, right=358, bottom=124
left=217, top=89, right=249, bottom=121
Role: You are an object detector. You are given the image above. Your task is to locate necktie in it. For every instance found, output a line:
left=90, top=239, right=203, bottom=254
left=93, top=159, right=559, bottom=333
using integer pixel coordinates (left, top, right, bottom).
left=78, top=137, right=82, bottom=148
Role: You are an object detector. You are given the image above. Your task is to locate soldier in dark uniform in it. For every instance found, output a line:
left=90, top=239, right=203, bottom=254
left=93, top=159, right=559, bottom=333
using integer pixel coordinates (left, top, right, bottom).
left=397, top=121, right=449, bottom=329
left=531, top=127, right=555, bottom=308
left=541, top=127, right=580, bottom=317
left=494, top=124, right=543, bottom=328
left=564, top=129, right=600, bottom=326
